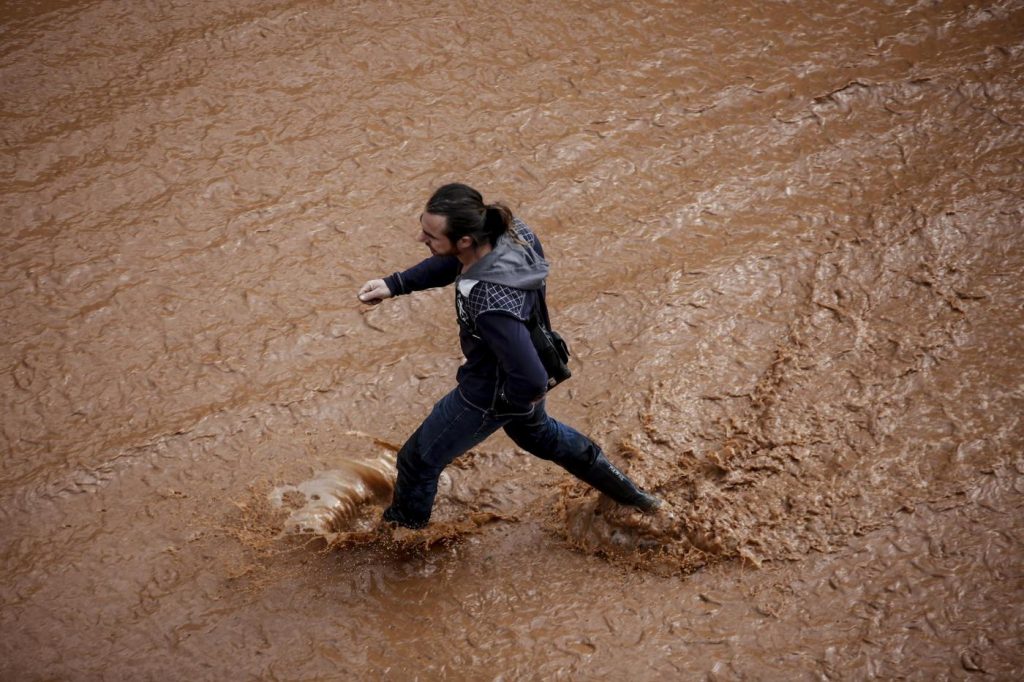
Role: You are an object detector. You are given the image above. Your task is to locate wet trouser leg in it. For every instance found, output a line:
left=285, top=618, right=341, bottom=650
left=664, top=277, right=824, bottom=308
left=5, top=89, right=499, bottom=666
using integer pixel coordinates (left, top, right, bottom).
left=504, top=401, right=661, bottom=511
left=384, top=394, right=660, bottom=529
left=501, top=400, right=600, bottom=475
left=383, top=389, right=505, bottom=528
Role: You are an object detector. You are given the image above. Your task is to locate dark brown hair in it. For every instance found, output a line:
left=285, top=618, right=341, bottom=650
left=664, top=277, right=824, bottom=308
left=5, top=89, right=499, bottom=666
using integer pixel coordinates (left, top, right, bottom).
left=425, top=183, right=512, bottom=247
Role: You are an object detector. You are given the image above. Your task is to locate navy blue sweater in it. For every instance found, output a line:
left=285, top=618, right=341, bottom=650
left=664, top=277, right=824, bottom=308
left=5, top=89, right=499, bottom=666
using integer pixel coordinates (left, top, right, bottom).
left=383, top=227, right=549, bottom=413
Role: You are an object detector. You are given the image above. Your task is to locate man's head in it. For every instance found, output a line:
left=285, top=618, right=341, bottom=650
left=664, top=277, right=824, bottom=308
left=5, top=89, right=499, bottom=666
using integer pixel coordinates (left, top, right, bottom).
left=418, top=183, right=511, bottom=257
left=418, top=211, right=456, bottom=256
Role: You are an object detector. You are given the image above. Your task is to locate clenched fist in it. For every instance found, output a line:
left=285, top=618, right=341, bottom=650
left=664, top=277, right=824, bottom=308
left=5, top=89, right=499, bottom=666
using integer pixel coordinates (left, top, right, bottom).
left=358, top=279, right=392, bottom=305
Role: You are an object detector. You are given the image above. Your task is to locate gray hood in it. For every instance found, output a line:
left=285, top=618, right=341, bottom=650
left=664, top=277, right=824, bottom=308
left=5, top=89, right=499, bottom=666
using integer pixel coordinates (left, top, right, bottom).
left=460, top=231, right=549, bottom=290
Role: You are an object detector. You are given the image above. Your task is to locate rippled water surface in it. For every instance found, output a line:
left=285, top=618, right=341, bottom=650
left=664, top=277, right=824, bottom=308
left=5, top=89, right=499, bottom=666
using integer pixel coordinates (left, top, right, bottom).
left=2, top=0, right=1023, bottom=679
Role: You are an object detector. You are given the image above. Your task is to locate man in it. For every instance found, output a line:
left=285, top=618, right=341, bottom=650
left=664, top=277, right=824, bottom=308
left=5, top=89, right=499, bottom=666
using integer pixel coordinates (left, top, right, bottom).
left=358, top=183, right=661, bottom=529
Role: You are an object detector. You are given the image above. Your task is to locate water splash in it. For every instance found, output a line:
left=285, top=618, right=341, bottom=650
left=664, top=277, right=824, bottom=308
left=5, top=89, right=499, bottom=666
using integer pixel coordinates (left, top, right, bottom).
left=269, top=431, right=399, bottom=536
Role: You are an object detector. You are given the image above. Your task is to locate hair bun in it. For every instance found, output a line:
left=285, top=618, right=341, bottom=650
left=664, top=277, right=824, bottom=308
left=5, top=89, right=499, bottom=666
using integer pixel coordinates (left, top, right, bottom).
left=425, top=184, right=510, bottom=246
left=483, top=205, right=501, bottom=236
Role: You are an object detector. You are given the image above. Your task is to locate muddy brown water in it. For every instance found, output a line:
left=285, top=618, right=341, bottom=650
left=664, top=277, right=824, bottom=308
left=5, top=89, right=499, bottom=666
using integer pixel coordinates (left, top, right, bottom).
left=2, top=0, right=1023, bottom=679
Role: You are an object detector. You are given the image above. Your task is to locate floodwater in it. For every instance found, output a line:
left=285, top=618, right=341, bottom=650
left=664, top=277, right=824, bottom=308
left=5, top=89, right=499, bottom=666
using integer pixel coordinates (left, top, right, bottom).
left=2, top=0, right=1023, bottom=678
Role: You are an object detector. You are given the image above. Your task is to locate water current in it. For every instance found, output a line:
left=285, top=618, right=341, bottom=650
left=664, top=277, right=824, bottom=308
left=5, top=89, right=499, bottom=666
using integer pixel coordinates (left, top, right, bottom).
left=2, top=0, right=1022, bottom=679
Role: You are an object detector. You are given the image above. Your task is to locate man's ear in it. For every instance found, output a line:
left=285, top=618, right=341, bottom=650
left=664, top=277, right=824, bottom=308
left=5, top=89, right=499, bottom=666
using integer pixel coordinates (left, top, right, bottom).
left=456, top=235, right=475, bottom=251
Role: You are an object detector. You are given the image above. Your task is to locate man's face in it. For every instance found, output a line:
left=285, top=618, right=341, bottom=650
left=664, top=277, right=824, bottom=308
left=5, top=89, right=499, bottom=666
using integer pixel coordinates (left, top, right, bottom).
left=418, top=212, right=456, bottom=256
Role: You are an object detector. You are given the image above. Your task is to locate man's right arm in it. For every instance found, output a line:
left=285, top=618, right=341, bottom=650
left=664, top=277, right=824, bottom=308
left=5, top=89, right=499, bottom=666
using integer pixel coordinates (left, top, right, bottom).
left=384, top=255, right=460, bottom=296
left=358, top=255, right=460, bottom=304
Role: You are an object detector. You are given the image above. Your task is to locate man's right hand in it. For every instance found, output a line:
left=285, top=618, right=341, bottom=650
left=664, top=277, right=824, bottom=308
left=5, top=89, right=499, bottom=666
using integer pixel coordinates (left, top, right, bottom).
left=358, top=279, right=392, bottom=305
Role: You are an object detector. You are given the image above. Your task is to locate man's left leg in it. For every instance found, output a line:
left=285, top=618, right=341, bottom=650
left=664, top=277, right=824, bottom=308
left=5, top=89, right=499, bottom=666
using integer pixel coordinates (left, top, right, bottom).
left=383, top=389, right=504, bottom=528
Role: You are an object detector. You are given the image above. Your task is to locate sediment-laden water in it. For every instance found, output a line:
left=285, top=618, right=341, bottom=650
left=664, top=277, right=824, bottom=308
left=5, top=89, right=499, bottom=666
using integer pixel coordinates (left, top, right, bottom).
left=2, top=0, right=1022, bottom=678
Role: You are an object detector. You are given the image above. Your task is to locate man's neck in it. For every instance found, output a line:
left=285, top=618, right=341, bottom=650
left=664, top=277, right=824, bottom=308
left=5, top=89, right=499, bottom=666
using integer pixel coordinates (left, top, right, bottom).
left=457, top=242, right=492, bottom=269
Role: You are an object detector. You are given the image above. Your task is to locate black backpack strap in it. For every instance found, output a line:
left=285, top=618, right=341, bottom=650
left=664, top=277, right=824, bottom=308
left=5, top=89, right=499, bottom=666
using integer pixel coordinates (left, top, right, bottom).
left=533, top=286, right=553, bottom=330
left=528, top=285, right=572, bottom=388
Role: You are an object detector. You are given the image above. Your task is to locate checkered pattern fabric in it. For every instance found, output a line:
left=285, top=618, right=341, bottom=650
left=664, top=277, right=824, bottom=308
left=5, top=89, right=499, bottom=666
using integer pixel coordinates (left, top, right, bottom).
left=462, top=281, right=528, bottom=324
left=511, top=217, right=538, bottom=249
left=455, top=219, right=541, bottom=334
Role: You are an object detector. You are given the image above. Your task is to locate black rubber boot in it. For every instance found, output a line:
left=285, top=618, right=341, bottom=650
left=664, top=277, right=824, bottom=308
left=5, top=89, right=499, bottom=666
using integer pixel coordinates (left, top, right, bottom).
left=572, top=453, right=662, bottom=512
left=382, top=504, right=429, bottom=530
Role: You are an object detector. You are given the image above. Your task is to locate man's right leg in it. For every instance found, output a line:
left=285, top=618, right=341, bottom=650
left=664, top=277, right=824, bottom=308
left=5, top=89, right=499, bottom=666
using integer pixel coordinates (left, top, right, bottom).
left=383, top=389, right=503, bottom=528
left=503, top=401, right=661, bottom=512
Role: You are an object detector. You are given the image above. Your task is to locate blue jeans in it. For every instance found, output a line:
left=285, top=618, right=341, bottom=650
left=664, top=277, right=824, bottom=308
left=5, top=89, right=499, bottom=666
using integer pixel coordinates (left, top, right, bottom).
left=383, top=388, right=601, bottom=528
